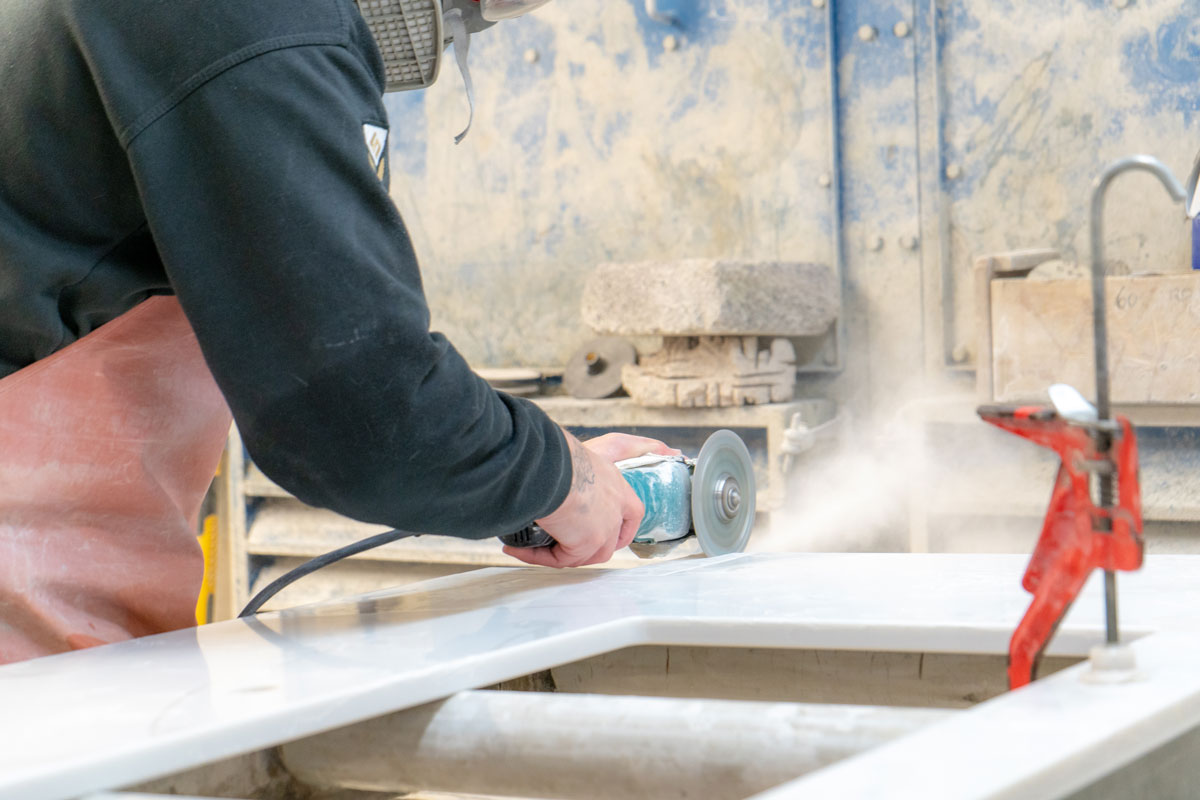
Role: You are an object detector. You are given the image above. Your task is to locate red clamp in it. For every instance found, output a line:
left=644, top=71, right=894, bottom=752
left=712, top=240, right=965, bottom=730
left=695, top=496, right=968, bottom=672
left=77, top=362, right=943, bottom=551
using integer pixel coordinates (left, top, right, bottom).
left=977, top=404, right=1144, bottom=689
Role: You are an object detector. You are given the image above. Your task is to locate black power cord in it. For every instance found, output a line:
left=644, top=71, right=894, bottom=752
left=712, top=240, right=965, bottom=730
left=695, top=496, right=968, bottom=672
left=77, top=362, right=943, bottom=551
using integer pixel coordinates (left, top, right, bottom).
left=238, top=528, right=421, bottom=617
left=237, top=523, right=558, bottom=618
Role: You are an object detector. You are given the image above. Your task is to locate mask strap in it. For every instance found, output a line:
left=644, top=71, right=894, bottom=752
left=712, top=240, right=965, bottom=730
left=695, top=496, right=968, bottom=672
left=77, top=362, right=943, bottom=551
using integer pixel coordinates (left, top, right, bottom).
left=442, top=8, right=475, bottom=144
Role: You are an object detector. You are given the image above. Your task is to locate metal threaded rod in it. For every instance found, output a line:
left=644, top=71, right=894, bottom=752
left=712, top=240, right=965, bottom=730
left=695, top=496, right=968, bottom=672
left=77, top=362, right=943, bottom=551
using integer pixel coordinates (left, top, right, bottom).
left=1089, top=155, right=1187, bottom=645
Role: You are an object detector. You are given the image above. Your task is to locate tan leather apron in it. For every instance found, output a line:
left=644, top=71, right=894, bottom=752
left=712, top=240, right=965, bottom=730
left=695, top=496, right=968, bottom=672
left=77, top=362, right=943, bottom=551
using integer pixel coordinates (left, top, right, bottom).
left=0, top=297, right=232, bottom=663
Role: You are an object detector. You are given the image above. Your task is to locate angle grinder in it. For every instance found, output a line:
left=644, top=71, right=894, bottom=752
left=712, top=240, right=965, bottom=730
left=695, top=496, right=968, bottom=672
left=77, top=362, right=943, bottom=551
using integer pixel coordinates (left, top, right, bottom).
left=501, top=429, right=757, bottom=557
left=239, top=430, right=756, bottom=616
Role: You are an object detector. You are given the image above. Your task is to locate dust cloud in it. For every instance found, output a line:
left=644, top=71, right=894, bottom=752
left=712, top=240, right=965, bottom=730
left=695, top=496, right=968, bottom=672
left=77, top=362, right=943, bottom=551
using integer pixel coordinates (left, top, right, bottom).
left=751, top=395, right=1053, bottom=554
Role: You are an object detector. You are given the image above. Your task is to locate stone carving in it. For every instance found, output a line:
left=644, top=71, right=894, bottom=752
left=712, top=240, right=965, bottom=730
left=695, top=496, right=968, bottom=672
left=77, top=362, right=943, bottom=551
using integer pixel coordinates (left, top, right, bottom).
left=622, top=336, right=796, bottom=408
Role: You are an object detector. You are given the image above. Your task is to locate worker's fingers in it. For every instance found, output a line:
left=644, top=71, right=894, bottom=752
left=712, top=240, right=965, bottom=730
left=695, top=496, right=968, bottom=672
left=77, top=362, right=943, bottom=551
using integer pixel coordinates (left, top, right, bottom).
left=502, top=544, right=589, bottom=568
left=581, top=433, right=681, bottom=464
left=577, top=543, right=618, bottom=567
left=574, top=525, right=623, bottom=566
left=616, top=512, right=641, bottom=551
left=508, top=536, right=611, bottom=568
left=616, top=480, right=645, bottom=551
left=573, top=487, right=643, bottom=566
left=501, top=544, right=556, bottom=566
left=508, top=509, right=636, bottom=568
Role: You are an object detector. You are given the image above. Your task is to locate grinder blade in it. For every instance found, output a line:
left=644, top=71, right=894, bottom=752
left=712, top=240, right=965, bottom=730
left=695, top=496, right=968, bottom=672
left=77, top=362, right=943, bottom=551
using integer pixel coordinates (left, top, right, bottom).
left=692, top=430, right=756, bottom=556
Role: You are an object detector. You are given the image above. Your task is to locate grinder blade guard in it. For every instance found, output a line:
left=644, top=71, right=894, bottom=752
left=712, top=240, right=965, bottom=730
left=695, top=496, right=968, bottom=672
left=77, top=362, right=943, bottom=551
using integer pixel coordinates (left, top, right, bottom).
left=691, top=429, right=756, bottom=555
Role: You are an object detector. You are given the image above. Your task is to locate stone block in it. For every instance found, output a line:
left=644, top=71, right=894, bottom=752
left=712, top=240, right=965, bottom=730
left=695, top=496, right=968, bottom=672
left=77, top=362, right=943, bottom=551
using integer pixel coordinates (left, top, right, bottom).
left=581, top=260, right=838, bottom=336
left=988, top=272, right=1200, bottom=404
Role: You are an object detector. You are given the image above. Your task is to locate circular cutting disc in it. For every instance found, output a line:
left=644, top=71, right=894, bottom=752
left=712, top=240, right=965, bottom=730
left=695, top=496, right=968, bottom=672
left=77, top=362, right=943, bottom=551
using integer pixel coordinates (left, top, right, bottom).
left=692, top=430, right=756, bottom=556
left=563, top=338, right=636, bottom=399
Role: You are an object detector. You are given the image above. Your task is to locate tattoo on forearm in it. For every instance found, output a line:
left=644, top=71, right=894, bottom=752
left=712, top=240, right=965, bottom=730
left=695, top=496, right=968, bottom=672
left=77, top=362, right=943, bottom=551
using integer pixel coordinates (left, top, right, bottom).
left=571, top=439, right=596, bottom=494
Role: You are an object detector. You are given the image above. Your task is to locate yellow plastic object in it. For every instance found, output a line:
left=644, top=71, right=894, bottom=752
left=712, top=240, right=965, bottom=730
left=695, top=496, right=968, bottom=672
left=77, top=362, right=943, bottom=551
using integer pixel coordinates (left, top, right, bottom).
left=195, top=513, right=217, bottom=625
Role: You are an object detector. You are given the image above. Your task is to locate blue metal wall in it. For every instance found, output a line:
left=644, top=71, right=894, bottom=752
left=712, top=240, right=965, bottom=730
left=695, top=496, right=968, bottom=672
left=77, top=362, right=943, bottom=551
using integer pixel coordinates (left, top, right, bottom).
left=383, top=0, right=1200, bottom=416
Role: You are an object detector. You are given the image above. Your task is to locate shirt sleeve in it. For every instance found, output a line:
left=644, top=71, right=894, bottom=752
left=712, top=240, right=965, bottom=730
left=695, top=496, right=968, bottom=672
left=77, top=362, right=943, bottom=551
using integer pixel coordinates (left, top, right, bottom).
left=123, top=41, right=572, bottom=539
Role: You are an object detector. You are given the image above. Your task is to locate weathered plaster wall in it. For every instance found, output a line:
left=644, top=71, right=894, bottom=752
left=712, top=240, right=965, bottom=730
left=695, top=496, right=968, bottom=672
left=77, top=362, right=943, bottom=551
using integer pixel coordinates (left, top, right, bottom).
left=383, top=0, right=1200, bottom=419
left=384, top=0, right=834, bottom=368
left=939, top=1, right=1200, bottom=363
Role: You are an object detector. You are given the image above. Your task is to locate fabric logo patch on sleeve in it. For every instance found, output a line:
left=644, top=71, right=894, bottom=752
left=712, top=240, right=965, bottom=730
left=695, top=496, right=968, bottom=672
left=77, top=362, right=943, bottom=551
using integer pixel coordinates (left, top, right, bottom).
left=363, top=123, right=389, bottom=180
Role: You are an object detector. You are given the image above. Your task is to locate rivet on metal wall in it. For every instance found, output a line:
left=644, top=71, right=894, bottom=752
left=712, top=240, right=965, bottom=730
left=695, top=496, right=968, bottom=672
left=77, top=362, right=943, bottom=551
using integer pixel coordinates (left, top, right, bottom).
left=662, top=35, right=680, bottom=52
left=817, top=173, right=832, bottom=188
left=951, top=344, right=971, bottom=364
left=868, top=236, right=885, bottom=252
left=523, top=49, right=540, bottom=64
left=945, top=163, right=963, bottom=180
left=899, top=235, right=919, bottom=250
left=893, top=21, right=911, bottom=38
left=857, top=25, right=877, bottom=42
left=811, top=0, right=826, bottom=7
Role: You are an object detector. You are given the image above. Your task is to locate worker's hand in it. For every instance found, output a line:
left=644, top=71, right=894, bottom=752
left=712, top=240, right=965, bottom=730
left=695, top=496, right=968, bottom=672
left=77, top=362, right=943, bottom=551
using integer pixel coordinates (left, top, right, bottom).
left=503, top=432, right=680, bottom=568
left=574, top=432, right=682, bottom=464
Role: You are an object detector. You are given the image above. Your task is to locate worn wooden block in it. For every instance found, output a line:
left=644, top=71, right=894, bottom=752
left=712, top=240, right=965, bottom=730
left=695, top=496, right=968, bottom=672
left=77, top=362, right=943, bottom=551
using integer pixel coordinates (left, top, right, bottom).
left=990, top=273, right=1200, bottom=404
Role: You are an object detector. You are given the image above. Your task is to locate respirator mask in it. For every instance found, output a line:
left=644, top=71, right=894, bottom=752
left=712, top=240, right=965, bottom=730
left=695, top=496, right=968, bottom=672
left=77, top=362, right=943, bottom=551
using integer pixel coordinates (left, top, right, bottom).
left=354, top=0, right=552, bottom=142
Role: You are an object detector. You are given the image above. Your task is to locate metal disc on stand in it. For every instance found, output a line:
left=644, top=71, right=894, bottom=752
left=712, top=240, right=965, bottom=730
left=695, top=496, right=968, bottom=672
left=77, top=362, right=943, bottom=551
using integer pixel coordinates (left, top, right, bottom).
left=563, top=338, right=636, bottom=399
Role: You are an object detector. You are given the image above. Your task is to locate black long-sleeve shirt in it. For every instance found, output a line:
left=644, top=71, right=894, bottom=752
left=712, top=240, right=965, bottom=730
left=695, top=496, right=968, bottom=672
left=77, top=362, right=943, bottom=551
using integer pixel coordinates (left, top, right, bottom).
left=0, top=0, right=572, bottom=538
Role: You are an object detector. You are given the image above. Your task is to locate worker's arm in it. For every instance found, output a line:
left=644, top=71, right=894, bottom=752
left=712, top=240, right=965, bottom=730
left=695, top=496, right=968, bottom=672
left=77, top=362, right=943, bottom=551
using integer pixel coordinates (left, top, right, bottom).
left=123, top=34, right=576, bottom=540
